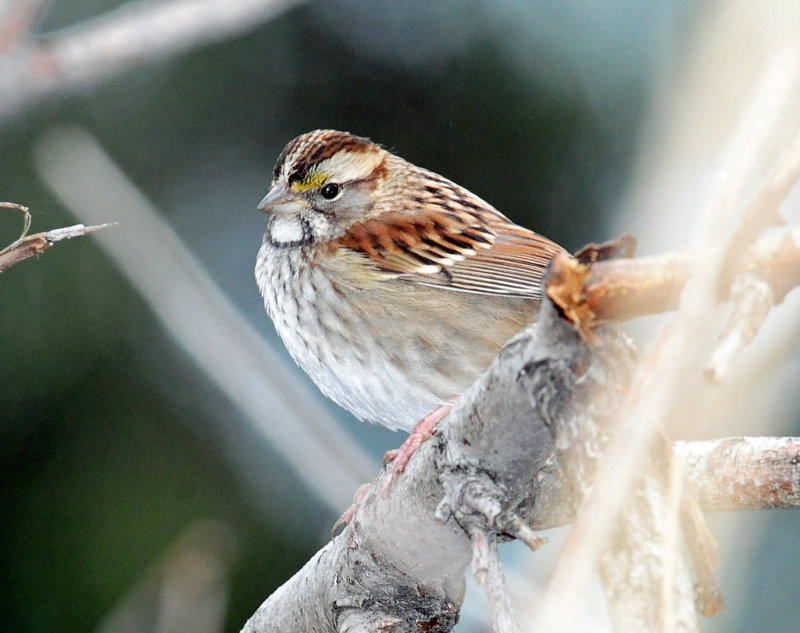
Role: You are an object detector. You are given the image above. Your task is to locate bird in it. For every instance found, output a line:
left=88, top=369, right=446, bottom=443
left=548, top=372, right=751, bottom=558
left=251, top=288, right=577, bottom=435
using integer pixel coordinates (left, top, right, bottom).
left=255, top=129, right=566, bottom=475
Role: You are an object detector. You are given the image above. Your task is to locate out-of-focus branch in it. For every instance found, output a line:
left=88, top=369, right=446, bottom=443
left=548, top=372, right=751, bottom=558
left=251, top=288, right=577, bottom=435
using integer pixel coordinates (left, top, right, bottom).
left=97, top=521, right=234, bottom=633
left=527, top=436, right=800, bottom=526
left=0, top=0, right=46, bottom=52
left=676, top=437, right=800, bottom=511
left=0, top=201, right=112, bottom=272
left=0, top=0, right=308, bottom=122
left=530, top=43, right=800, bottom=633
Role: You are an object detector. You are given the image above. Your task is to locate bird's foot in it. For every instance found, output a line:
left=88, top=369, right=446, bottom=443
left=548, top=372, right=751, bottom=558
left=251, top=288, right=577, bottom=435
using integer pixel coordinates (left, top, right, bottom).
left=380, top=401, right=454, bottom=496
left=331, top=400, right=455, bottom=536
left=331, top=483, right=371, bottom=537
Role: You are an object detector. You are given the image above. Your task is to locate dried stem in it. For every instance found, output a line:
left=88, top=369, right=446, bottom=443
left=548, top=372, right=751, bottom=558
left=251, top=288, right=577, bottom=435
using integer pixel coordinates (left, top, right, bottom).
left=0, top=201, right=31, bottom=252
left=470, top=531, right=520, bottom=633
left=0, top=201, right=112, bottom=272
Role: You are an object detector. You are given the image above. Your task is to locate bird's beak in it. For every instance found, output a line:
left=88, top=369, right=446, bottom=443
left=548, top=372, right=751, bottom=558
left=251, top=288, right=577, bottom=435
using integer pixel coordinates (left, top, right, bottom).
left=257, top=184, right=305, bottom=215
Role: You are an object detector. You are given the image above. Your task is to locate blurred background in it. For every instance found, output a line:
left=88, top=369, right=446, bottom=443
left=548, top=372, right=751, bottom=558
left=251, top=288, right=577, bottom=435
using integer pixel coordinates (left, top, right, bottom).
left=1, top=1, right=799, bottom=632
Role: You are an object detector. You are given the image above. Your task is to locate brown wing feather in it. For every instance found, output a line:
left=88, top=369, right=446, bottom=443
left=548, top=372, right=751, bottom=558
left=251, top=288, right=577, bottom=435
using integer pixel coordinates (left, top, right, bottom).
left=442, top=218, right=565, bottom=298
left=335, top=204, right=566, bottom=299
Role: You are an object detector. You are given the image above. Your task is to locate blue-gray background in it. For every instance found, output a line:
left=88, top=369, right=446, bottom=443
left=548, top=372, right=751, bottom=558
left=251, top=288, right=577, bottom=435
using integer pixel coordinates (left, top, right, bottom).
left=2, top=1, right=799, bottom=632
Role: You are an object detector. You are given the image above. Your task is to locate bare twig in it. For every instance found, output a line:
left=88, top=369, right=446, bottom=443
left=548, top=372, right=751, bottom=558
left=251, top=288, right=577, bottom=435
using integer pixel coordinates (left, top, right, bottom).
left=557, top=224, right=800, bottom=324
left=548, top=223, right=800, bottom=350
left=525, top=436, right=800, bottom=526
left=0, top=201, right=112, bottom=272
left=704, top=122, right=800, bottom=380
left=717, top=119, right=800, bottom=290
left=676, top=436, right=800, bottom=511
left=470, top=531, right=520, bottom=633
left=0, top=201, right=31, bottom=252
left=704, top=273, right=775, bottom=382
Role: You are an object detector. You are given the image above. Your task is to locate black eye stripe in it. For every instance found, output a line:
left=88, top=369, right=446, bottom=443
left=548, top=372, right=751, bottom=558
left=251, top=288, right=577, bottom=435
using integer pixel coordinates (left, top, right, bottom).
left=288, top=162, right=310, bottom=185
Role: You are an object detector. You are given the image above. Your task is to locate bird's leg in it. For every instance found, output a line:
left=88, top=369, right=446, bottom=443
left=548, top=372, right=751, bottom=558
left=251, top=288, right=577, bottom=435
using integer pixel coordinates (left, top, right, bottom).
left=331, top=482, right=371, bottom=537
left=380, top=400, right=454, bottom=495
left=332, top=400, right=455, bottom=535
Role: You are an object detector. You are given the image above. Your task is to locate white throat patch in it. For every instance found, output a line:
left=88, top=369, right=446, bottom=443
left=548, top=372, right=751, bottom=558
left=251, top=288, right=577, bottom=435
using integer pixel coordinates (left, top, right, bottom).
left=269, top=215, right=309, bottom=246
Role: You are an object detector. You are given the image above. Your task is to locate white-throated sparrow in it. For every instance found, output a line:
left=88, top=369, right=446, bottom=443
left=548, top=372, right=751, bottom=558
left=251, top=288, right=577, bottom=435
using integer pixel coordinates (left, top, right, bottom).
left=255, top=130, right=566, bottom=442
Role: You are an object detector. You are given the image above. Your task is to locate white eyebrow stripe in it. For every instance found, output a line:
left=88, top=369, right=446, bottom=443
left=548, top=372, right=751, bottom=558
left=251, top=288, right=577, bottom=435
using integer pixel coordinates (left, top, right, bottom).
left=315, top=149, right=384, bottom=182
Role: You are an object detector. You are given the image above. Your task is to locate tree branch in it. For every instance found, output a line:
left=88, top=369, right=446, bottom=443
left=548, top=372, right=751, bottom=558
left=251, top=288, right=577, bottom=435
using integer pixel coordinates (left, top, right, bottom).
left=240, top=288, right=800, bottom=632
left=0, top=201, right=112, bottom=272
left=549, top=225, right=800, bottom=327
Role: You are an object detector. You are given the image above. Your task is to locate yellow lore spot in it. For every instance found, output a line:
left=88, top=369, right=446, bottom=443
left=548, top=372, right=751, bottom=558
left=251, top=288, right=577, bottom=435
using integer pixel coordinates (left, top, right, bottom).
left=291, top=171, right=328, bottom=191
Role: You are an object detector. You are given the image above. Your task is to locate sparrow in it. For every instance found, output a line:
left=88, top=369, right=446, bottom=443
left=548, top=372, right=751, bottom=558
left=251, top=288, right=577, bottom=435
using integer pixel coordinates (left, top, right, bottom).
left=255, top=130, right=566, bottom=472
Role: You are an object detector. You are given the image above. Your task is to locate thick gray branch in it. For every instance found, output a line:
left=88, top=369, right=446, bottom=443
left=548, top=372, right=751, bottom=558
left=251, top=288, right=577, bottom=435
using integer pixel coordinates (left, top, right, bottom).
left=241, top=294, right=800, bottom=631
left=241, top=302, right=576, bottom=632
left=238, top=293, right=800, bottom=632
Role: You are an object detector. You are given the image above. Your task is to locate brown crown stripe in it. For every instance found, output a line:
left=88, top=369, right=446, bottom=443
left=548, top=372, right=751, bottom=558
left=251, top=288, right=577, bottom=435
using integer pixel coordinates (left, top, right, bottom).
left=272, top=135, right=302, bottom=181
left=284, top=131, right=377, bottom=184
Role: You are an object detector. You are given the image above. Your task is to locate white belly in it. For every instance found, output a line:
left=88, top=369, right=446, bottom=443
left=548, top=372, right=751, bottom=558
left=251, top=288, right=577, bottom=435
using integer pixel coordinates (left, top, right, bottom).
left=256, top=242, right=443, bottom=431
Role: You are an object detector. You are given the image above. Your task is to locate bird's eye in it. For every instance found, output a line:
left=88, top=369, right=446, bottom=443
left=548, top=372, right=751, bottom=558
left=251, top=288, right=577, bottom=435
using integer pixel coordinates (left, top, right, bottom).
left=320, top=183, right=340, bottom=200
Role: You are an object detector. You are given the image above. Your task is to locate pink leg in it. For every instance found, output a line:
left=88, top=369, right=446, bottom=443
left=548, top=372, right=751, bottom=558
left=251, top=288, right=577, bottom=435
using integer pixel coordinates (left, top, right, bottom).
left=331, top=400, right=456, bottom=534
left=331, top=482, right=371, bottom=536
left=380, top=400, right=454, bottom=495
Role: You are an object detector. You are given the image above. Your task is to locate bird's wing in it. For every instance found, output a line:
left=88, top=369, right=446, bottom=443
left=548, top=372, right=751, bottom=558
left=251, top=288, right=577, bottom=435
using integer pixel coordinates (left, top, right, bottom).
left=334, top=206, right=565, bottom=299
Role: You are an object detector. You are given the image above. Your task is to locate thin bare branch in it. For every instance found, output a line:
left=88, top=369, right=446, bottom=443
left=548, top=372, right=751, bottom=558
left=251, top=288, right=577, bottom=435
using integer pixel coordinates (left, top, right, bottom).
left=0, top=0, right=308, bottom=122
left=0, top=201, right=31, bottom=252
left=470, top=531, right=520, bottom=633
left=566, top=224, right=800, bottom=324
left=704, top=273, right=775, bottom=381
left=677, top=436, right=800, bottom=511
left=0, top=201, right=112, bottom=272
left=526, top=437, right=800, bottom=525
left=718, top=117, right=800, bottom=290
